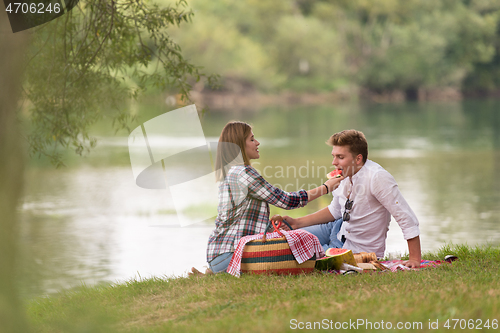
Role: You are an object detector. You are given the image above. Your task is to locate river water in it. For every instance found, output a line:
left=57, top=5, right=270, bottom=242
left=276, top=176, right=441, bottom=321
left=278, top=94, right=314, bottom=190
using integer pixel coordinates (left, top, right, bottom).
left=18, top=99, right=500, bottom=298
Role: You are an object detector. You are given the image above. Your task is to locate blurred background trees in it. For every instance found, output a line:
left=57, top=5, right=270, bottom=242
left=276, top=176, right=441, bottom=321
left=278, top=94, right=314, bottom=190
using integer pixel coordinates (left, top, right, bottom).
left=23, top=0, right=217, bottom=166
left=21, top=0, right=500, bottom=166
left=168, top=0, right=500, bottom=96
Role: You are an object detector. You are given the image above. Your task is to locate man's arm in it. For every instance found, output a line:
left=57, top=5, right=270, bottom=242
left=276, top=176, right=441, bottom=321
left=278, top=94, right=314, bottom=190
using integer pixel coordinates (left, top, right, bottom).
left=283, top=207, right=335, bottom=229
left=405, top=236, right=421, bottom=268
left=371, top=171, right=421, bottom=267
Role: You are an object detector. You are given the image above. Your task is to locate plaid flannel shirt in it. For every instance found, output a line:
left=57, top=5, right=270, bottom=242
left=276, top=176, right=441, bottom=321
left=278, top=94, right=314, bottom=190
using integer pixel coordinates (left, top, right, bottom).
left=207, top=165, right=309, bottom=263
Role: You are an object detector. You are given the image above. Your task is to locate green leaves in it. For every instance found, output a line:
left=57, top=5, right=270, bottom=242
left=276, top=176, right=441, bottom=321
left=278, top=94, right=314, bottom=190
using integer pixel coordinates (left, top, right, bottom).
left=24, top=0, right=217, bottom=166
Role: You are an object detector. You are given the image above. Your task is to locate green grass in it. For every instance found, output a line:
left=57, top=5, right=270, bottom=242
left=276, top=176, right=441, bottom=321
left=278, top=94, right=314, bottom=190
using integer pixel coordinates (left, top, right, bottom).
left=26, top=244, right=500, bottom=332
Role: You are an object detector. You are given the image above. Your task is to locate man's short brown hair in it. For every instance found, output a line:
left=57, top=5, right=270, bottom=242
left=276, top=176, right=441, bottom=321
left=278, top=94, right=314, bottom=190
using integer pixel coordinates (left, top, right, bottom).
left=326, top=129, right=368, bottom=163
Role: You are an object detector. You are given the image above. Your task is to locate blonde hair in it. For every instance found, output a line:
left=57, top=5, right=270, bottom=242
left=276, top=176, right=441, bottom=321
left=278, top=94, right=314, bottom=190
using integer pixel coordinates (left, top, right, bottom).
left=215, top=121, right=252, bottom=181
left=326, top=129, right=368, bottom=163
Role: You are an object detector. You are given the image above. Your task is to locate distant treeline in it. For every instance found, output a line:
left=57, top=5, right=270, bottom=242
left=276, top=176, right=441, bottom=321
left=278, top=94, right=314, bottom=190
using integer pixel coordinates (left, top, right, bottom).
left=166, top=0, right=500, bottom=98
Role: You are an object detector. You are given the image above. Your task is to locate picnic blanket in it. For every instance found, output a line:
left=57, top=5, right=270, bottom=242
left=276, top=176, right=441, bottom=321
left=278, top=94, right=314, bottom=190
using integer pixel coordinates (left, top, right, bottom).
left=324, top=259, right=447, bottom=275
left=227, top=229, right=324, bottom=277
left=380, top=259, right=445, bottom=272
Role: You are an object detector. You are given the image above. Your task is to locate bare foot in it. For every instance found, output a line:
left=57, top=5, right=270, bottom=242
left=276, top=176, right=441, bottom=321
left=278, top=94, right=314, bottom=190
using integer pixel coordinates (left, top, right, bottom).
left=188, top=267, right=214, bottom=277
left=188, top=267, right=204, bottom=277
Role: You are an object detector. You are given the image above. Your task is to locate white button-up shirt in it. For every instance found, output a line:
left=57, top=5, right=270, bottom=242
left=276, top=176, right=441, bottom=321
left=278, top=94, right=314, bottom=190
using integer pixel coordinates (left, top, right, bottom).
left=328, top=160, right=420, bottom=257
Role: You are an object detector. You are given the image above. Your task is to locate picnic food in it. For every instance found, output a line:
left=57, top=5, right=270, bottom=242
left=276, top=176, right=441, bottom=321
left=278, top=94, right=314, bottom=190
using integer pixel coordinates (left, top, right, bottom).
left=369, top=261, right=389, bottom=271
left=315, top=248, right=358, bottom=270
left=353, top=252, right=377, bottom=263
left=327, top=169, right=343, bottom=179
left=357, top=262, right=377, bottom=270
left=325, top=247, right=348, bottom=257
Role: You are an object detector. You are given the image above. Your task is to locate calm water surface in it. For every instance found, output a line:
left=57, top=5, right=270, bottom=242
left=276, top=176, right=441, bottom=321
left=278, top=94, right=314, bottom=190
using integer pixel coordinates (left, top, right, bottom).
left=18, top=100, right=500, bottom=298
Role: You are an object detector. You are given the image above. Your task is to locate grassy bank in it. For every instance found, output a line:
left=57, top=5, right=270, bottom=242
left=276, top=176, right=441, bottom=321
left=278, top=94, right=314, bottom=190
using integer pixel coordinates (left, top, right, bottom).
left=26, top=244, right=500, bottom=333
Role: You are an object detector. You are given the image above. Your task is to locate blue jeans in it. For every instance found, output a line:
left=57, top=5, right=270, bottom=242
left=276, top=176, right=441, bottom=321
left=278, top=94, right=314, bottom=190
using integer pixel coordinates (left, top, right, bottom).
left=301, top=218, right=345, bottom=252
left=208, top=252, right=233, bottom=274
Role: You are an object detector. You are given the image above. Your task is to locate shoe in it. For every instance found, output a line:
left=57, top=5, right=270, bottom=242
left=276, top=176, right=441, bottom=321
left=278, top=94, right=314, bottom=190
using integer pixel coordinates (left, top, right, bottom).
left=444, top=255, right=458, bottom=263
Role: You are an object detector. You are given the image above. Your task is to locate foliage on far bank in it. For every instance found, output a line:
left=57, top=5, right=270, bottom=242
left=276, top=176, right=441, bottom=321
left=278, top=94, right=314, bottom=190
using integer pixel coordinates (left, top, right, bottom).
left=26, top=244, right=500, bottom=332
left=21, top=0, right=500, bottom=166
left=167, top=0, right=500, bottom=96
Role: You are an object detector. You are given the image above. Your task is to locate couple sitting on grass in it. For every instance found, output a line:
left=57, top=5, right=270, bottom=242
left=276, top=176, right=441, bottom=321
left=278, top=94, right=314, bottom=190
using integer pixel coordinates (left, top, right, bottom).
left=200, top=121, right=421, bottom=275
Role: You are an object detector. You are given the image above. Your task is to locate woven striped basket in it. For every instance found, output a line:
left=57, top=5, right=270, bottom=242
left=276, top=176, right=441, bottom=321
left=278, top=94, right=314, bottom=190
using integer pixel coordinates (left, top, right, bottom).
left=240, top=236, right=316, bottom=275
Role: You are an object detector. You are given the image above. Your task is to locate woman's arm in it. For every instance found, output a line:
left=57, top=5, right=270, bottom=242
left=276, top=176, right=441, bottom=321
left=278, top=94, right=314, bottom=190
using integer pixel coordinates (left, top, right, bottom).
left=241, top=166, right=343, bottom=209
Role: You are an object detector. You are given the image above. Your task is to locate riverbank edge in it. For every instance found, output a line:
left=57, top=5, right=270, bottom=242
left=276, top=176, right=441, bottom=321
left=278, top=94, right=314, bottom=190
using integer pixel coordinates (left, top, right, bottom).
left=26, top=243, right=500, bottom=333
left=184, top=85, right=500, bottom=112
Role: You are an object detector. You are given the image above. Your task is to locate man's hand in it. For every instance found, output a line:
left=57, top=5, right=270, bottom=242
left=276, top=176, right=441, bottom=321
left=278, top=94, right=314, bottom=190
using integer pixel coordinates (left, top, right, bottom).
left=405, top=236, right=421, bottom=269
left=282, top=216, right=300, bottom=230
left=403, top=259, right=420, bottom=268
left=283, top=207, right=335, bottom=230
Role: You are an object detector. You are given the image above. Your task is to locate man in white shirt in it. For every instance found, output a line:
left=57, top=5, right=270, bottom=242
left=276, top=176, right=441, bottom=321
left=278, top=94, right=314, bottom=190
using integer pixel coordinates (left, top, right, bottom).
left=284, top=129, right=421, bottom=268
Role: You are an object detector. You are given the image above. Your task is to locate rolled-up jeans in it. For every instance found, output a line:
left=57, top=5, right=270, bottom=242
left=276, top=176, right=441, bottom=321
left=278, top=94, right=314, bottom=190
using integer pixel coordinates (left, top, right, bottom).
left=300, top=218, right=345, bottom=252
left=208, top=252, right=233, bottom=274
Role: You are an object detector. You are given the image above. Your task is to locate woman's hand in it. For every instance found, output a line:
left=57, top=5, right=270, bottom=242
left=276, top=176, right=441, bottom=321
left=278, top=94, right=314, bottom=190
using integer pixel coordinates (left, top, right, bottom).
left=306, top=175, right=344, bottom=202
left=324, top=175, right=344, bottom=193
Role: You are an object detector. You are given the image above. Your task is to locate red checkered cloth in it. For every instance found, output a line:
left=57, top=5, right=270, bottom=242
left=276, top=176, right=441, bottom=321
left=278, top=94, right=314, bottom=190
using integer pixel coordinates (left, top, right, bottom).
left=227, top=229, right=324, bottom=277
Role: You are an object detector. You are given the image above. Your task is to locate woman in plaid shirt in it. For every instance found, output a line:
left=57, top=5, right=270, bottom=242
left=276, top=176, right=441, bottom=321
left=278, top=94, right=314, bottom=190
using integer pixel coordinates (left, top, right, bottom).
left=206, top=121, right=344, bottom=274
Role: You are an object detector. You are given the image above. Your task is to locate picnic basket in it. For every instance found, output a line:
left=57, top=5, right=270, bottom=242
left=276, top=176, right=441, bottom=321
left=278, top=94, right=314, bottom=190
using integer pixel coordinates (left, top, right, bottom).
left=240, top=215, right=316, bottom=275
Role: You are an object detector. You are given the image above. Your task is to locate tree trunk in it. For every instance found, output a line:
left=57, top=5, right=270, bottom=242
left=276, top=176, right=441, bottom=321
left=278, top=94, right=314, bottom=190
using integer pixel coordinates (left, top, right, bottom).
left=0, top=14, right=30, bottom=333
